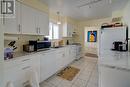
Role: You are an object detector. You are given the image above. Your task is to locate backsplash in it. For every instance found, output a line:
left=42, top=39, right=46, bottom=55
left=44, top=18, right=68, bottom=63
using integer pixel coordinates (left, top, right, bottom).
left=4, top=34, right=43, bottom=52
left=4, top=34, right=75, bottom=52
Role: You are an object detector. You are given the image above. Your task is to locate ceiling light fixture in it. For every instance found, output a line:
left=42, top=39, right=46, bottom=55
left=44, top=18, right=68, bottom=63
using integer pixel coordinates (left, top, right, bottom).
left=57, top=12, right=61, bottom=25
left=78, top=0, right=102, bottom=8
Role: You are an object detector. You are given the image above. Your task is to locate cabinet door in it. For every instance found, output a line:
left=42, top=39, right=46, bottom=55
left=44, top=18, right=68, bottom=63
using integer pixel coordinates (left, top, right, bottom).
left=40, top=51, right=57, bottom=82
left=99, top=66, right=130, bottom=87
left=67, top=24, right=74, bottom=37
left=32, top=55, right=40, bottom=83
left=3, top=64, right=33, bottom=87
left=38, top=11, right=49, bottom=35
left=4, top=1, right=21, bottom=34
left=64, top=47, right=71, bottom=65
left=55, top=49, right=65, bottom=70
left=21, top=4, right=36, bottom=35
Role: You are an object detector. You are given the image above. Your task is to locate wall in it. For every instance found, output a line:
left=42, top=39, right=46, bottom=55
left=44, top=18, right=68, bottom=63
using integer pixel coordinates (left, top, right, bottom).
left=75, top=17, right=112, bottom=54
left=84, top=27, right=100, bottom=54
left=4, top=34, right=43, bottom=52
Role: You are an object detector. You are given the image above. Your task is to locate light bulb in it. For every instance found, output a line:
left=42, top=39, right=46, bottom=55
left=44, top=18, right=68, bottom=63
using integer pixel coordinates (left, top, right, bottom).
left=57, top=21, right=61, bottom=25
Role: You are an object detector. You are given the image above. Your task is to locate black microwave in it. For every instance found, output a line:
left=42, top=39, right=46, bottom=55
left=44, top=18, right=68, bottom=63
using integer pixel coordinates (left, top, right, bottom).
left=29, top=40, right=51, bottom=51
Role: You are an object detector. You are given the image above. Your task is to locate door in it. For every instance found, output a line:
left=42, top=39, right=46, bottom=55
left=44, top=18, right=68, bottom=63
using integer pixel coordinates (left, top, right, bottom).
left=4, top=1, right=21, bottom=34
left=55, top=49, right=65, bottom=70
left=38, top=11, right=49, bottom=35
left=40, top=51, right=57, bottom=82
left=21, top=4, right=36, bottom=35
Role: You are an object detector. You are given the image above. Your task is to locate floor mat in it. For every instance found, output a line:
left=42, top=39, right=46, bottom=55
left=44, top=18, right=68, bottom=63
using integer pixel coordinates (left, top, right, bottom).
left=85, top=53, right=98, bottom=58
left=57, top=66, right=80, bottom=81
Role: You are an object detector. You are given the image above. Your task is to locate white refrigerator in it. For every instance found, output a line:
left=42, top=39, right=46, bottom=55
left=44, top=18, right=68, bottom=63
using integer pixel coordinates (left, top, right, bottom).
left=98, top=26, right=130, bottom=87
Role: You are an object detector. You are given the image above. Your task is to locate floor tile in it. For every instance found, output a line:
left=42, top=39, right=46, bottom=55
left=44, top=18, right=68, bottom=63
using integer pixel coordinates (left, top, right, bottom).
left=40, top=57, right=98, bottom=87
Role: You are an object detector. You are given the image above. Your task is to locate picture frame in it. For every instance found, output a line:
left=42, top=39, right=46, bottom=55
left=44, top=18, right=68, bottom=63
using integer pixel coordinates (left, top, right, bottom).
left=87, top=31, right=97, bottom=42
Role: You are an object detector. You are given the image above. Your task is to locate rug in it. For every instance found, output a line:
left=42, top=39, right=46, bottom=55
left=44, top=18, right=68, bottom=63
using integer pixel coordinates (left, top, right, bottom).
left=85, top=53, right=98, bottom=58
left=57, top=66, right=80, bottom=81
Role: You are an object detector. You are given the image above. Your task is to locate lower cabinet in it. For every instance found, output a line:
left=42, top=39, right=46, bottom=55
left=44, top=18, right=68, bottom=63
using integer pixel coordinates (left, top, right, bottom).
left=99, top=66, right=130, bottom=87
left=3, top=54, right=41, bottom=87
left=40, top=51, right=57, bottom=82
left=3, top=46, right=78, bottom=86
left=4, top=63, right=33, bottom=87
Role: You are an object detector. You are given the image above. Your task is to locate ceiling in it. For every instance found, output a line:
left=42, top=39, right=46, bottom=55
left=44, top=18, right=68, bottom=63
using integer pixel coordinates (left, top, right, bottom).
left=40, top=0, right=128, bottom=20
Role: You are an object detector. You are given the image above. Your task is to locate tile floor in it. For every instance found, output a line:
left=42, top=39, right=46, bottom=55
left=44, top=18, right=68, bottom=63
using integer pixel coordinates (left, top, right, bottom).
left=40, top=57, right=98, bottom=87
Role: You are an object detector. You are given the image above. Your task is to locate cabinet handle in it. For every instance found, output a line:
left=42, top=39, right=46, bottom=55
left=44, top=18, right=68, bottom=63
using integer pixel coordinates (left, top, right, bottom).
left=116, top=67, right=130, bottom=72
left=36, top=28, right=38, bottom=34
left=39, top=28, right=40, bottom=34
left=103, top=65, right=116, bottom=69
left=22, top=66, right=31, bottom=70
left=22, top=59, right=30, bottom=62
left=18, top=24, right=21, bottom=32
left=62, top=54, right=65, bottom=57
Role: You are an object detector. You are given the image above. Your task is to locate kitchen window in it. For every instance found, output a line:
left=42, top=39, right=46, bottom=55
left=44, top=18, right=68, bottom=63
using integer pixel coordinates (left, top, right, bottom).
left=47, top=22, right=59, bottom=40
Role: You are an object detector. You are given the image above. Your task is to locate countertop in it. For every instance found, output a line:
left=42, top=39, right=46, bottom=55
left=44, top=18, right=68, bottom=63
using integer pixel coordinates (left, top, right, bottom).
left=99, top=50, right=130, bottom=71
left=4, top=45, right=76, bottom=62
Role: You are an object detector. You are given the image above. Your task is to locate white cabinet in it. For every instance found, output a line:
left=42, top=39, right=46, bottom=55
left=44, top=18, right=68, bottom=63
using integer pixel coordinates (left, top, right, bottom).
left=99, top=66, right=130, bottom=87
left=40, top=51, right=57, bottom=82
left=21, top=4, right=36, bottom=35
left=4, top=1, right=21, bottom=34
left=3, top=60, right=33, bottom=87
left=70, top=46, right=77, bottom=61
left=3, top=54, right=41, bottom=87
left=63, top=23, right=74, bottom=37
left=4, top=2, right=49, bottom=35
left=31, top=54, right=41, bottom=83
left=55, top=48, right=65, bottom=70
left=35, top=11, right=49, bottom=35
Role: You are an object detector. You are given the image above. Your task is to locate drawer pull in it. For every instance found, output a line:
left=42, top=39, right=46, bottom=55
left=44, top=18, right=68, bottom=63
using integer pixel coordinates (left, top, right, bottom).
left=22, top=59, right=30, bottom=62
left=116, top=67, right=130, bottom=72
left=22, top=66, right=31, bottom=70
left=103, top=65, right=116, bottom=69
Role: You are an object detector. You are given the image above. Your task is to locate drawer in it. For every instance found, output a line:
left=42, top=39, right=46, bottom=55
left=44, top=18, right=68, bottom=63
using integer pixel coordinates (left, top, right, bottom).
left=4, top=55, right=33, bottom=69
left=4, top=63, right=33, bottom=87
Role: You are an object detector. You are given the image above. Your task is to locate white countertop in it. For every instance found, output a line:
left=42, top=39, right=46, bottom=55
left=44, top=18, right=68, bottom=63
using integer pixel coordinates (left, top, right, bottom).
left=99, top=50, right=130, bottom=71
left=4, top=45, right=77, bottom=62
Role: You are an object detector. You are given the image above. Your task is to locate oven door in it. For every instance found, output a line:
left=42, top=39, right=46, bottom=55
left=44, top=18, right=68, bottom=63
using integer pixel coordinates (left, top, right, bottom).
left=37, top=43, right=45, bottom=50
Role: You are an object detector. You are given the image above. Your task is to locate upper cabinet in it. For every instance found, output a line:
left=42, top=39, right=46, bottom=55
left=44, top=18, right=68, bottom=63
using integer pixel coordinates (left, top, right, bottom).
left=21, top=4, right=36, bottom=35
left=35, top=11, right=49, bottom=36
left=63, top=23, right=74, bottom=37
left=4, top=1, right=21, bottom=34
left=4, top=1, right=49, bottom=36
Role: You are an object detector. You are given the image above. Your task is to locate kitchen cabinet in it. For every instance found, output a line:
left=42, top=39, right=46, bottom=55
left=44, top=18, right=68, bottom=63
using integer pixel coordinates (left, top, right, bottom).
left=40, top=51, right=57, bottom=82
left=21, top=4, right=36, bottom=35
left=3, top=60, right=33, bottom=87
left=71, top=46, right=77, bottom=61
left=35, top=11, right=49, bottom=35
left=31, top=54, right=41, bottom=83
left=3, top=54, right=41, bottom=87
left=63, top=23, right=74, bottom=37
left=4, top=1, right=49, bottom=35
left=4, top=1, right=21, bottom=34
left=99, top=66, right=130, bottom=87
left=3, top=46, right=78, bottom=86
left=55, top=48, right=65, bottom=70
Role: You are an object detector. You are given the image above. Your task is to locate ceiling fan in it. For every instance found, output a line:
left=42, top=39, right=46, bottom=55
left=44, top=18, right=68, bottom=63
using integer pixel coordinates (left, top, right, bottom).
left=78, top=0, right=111, bottom=8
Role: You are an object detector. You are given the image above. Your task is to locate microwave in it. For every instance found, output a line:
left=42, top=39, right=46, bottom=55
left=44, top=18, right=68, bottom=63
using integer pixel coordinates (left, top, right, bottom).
left=29, top=40, right=51, bottom=51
